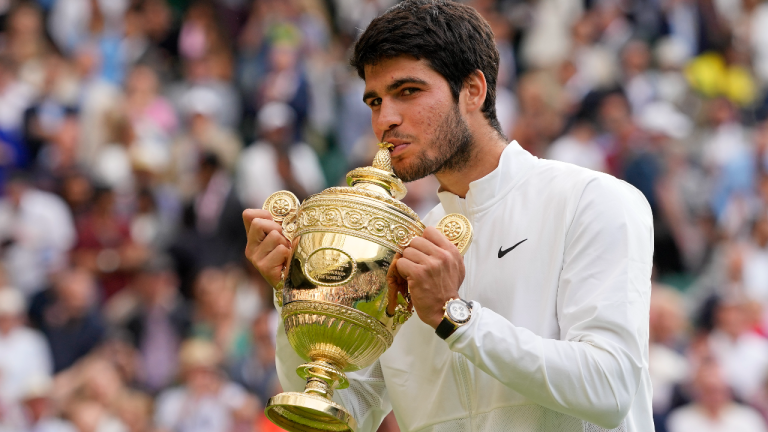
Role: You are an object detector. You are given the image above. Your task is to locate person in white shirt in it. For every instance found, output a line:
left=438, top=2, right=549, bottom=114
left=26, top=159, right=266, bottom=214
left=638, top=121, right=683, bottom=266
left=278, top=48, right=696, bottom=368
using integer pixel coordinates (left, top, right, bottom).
left=243, top=1, right=654, bottom=431
left=0, top=374, right=78, bottom=432
left=667, top=360, right=767, bottom=432
left=0, top=173, right=76, bottom=297
left=0, top=288, right=52, bottom=404
left=546, top=115, right=606, bottom=172
left=236, top=101, right=325, bottom=209
left=154, top=339, right=257, bottom=432
left=707, top=296, right=768, bottom=402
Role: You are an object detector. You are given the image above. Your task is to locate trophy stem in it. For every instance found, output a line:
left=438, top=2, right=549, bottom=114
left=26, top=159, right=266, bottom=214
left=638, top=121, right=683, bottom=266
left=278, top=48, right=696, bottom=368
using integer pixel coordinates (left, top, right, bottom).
left=298, top=360, right=348, bottom=400
left=265, top=360, right=357, bottom=432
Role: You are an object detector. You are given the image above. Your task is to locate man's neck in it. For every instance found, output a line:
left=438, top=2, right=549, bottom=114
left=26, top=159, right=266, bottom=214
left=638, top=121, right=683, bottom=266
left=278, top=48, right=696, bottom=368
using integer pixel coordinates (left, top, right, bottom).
left=435, top=129, right=507, bottom=198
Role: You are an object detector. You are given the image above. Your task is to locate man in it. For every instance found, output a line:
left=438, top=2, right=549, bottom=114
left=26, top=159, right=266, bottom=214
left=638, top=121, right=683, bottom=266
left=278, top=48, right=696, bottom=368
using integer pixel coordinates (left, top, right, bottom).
left=123, top=255, right=191, bottom=393
left=154, top=339, right=257, bottom=432
left=667, top=359, right=767, bottom=432
left=236, top=101, right=326, bottom=208
left=243, top=1, right=654, bottom=431
left=28, top=267, right=105, bottom=373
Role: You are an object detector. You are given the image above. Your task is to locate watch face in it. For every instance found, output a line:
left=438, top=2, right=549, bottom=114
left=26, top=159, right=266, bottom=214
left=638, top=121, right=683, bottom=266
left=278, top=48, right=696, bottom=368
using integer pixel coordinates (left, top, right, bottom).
left=447, top=301, right=470, bottom=323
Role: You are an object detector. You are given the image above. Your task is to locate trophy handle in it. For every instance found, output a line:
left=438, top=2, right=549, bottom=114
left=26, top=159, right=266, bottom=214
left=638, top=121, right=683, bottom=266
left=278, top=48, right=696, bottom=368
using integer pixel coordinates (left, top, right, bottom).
left=262, top=191, right=300, bottom=230
left=388, top=214, right=473, bottom=328
left=436, top=213, right=473, bottom=256
left=262, top=191, right=301, bottom=307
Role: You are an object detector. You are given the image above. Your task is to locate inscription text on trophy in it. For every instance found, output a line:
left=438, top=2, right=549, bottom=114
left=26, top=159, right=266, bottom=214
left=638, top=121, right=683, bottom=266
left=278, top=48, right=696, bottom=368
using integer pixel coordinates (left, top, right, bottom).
left=304, top=247, right=356, bottom=287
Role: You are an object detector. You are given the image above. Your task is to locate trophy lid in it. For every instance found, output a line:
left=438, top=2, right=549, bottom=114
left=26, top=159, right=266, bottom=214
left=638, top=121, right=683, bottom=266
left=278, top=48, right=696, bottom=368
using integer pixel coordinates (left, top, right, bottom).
left=346, top=142, right=407, bottom=200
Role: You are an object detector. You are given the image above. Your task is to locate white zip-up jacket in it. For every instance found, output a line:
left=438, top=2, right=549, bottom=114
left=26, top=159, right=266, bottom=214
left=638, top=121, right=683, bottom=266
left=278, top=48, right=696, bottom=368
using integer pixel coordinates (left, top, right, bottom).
left=274, top=141, right=654, bottom=432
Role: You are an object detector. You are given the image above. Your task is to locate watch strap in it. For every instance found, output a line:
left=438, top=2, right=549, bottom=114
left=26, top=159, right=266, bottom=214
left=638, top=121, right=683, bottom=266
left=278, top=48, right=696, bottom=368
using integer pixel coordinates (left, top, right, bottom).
left=435, top=317, right=457, bottom=340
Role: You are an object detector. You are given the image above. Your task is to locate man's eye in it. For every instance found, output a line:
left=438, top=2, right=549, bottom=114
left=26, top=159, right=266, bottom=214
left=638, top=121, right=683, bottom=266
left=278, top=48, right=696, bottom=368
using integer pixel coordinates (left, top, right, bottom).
left=402, top=88, right=419, bottom=96
left=368, top=98, right=381, bottom=107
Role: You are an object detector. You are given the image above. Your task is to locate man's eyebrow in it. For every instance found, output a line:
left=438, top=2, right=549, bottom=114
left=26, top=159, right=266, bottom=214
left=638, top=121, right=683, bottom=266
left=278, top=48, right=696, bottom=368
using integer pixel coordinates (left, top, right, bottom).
left=362, top=77, right=429, bottom=103
left=385, top=76, right=428, bottom=92
left=363, top=90, right=378, bottom=103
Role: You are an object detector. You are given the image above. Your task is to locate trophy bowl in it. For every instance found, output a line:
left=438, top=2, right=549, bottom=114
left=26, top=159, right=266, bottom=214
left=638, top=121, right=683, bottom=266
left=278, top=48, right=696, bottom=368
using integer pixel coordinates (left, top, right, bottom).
left=262, top=143, right=473, bottom=432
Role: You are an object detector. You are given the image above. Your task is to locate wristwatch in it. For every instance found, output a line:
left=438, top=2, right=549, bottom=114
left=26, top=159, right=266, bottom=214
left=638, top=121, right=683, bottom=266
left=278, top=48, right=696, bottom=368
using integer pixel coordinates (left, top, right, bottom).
left=435, top=298, right=473, bottom=340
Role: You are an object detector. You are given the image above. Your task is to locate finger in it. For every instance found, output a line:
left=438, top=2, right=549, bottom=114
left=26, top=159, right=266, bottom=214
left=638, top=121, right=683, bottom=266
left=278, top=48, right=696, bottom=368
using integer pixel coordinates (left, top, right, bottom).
left=424, top=226, right=458, bottom=252
left=386, top=253, right=404, bottom=283
left=247, top=218, right=285, bottom=246
left=402, top=244, right=431, bottom=265
left=259, top=244, right=292, bottom=284
left=242, top=208, right=273, bottom=234
left=247, top=228, right=291, bottom=271
left=259, top=229, right=291, bottom=254
left=386, top=254, right=405, bottom=315
left=407, top=236, right=442, bottom=257
left=395, top=256, right=421, bottom=280
left=261, top=244, right=291, bottom=271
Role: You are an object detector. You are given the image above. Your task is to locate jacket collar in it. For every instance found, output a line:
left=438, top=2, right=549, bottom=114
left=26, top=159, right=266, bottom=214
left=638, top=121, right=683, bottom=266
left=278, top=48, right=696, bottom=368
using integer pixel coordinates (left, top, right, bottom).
left=437, top=141, right=537, bottom=216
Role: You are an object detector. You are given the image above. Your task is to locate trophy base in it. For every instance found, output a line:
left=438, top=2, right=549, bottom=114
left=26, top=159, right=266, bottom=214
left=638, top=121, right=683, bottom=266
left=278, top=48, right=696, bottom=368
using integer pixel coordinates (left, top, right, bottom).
left=265, top=392, right=357, bottom=432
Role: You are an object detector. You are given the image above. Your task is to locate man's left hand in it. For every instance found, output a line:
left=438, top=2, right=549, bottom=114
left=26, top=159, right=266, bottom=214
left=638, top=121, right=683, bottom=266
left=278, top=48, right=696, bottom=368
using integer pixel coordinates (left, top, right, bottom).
left=395, top=226, right=465, bottom=329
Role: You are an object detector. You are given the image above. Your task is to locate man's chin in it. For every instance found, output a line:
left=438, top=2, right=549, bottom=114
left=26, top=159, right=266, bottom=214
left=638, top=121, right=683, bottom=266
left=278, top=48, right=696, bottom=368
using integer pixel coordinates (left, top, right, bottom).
left=392, top=162, right=431, bottom=183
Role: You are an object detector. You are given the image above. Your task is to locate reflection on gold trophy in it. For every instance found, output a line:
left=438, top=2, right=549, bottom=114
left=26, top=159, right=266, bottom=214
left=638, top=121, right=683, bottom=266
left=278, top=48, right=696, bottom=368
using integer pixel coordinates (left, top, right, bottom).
left=262, top=143, right=473, bottom=432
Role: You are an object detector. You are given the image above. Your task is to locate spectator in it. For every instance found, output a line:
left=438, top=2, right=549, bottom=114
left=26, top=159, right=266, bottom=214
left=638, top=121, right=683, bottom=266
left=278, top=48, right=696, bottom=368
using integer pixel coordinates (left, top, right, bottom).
left=191, top=267, right=251, bottom=369
left=708, top=295, right=768, bottom=402
left=649, top=285, right=689, bottom=430
left=546, top=113, right=605, bottom=172
left=113, top=390, right=153, bottom=432
left=170, top=87, right=242, bottom=199
left=72, top=185, right=148, bottom=300
left=0, top=288, right=52, bottom=404
left=1, top=375, right=77, bottom=432
left=230, top=310, right=279, bottom=407
left=154, top=339, right=257, bottom=432
left=667, top=360, right=767, bottom=432
left=0, top=56, right=36, bottom=171
left=170, top=152, right=245, bottom=296
left=741, top=211, right=768, bottom=321
left=124, top=65, right=178, bottom=145
left=65, top=397, right=128, bottom=432
left=0, top=172, right=76, bottom=297
left=236, top=101, right=325, bottom=207
left=123, top=255, right=191, bottom=393
left=28, top=267, right=105, bottom=373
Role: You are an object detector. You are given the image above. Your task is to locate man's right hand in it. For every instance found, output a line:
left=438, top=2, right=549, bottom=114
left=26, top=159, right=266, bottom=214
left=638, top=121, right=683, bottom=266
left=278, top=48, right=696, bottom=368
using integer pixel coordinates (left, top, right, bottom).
left=243, top=209, right=292, bottom=288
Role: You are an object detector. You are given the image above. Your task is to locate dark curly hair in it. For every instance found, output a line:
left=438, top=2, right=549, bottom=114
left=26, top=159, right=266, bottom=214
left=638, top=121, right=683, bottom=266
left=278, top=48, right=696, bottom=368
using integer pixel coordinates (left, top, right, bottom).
left=350, top=0, right=503, bottom=136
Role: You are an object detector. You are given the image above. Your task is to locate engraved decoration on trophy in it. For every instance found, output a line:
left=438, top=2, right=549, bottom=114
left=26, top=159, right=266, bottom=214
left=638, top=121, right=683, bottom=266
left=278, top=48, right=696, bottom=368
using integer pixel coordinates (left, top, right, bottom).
left=261, top=142, right=473, bottom=432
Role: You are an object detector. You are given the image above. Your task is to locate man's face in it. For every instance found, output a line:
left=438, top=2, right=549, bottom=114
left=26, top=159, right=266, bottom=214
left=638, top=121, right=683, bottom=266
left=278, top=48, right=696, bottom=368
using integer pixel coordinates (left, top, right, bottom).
left=363, top=56, right=473, bottom=182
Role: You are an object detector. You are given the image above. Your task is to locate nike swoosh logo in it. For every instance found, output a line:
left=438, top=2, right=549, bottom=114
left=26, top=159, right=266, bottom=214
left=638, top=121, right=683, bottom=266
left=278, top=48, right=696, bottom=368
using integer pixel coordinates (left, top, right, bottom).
left=498, top=239, right=527, bottom=258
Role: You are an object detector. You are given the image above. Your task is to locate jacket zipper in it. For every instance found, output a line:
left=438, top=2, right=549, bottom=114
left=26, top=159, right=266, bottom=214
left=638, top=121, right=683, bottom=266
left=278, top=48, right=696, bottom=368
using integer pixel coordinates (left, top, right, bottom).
left=457, top=199, right=474, bottom=431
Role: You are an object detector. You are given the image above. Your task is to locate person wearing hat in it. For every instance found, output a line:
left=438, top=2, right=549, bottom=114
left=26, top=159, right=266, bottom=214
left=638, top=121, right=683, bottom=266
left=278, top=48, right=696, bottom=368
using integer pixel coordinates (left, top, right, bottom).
left=236, top=101, right=325, bottom=209
left=0, top=287, right=52, bottom=405
left=154, top=339, right=257, bottom=432
left=1, top=374, right=77, bottom=432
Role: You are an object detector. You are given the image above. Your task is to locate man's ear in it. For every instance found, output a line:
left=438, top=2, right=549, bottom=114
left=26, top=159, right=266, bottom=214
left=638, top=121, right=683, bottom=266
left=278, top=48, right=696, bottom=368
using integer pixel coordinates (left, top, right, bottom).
left=462, top=70, right=487, bottom=113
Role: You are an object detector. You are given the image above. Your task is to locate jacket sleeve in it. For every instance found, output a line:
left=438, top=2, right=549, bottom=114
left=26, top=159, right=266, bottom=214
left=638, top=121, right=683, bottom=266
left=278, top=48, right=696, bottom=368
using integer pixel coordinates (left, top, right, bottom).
left=446, top=176, right=653, bottom=429
left=274, top=302, right=393, bottom=432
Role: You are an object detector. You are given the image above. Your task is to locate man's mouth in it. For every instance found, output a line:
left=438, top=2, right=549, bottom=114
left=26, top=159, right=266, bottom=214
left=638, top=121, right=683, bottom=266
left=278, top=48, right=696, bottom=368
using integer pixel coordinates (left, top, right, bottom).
left=387, top=141, right=411, bottom=157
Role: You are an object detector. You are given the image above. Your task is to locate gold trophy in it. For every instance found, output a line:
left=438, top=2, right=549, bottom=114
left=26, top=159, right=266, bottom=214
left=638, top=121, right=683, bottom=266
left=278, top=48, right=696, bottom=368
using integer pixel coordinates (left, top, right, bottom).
left=262, top=143, right=473, bottom=432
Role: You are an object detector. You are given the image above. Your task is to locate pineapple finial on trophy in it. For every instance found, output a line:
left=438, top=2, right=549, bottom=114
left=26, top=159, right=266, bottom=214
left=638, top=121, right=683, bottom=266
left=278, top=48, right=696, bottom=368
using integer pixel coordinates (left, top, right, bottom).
left=346, top=142, right=407, bottom=200
left=373, top=142, right=394, bottom=172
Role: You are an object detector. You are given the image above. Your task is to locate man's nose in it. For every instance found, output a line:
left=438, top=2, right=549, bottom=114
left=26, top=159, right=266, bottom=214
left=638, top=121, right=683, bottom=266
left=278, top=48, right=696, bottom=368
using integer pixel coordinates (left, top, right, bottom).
left=374, top=100, right=402, bottom=135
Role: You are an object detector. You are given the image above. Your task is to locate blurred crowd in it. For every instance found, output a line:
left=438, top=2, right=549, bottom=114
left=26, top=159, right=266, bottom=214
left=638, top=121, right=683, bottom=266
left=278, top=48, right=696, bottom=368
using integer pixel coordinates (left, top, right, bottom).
left=1, top=0, right=768, bottom=431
